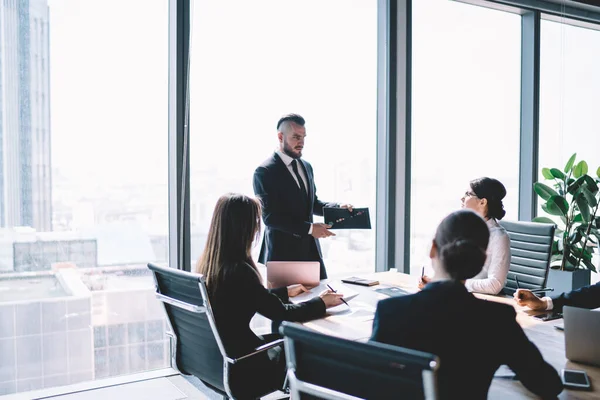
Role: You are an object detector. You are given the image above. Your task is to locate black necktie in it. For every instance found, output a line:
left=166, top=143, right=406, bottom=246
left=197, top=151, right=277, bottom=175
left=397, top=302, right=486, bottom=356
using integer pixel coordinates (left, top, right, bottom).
left=291, top=160, right=309, bottom=200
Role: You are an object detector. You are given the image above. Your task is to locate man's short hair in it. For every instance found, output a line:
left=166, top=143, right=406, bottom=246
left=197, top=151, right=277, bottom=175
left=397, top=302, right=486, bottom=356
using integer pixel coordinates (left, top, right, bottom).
left=276, top=114, right=305, bottom=131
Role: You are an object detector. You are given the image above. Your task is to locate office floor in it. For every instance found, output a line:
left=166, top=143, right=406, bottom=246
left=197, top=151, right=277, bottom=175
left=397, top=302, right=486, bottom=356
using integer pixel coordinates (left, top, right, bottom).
left=183, top=375, right=289, bottom=400
left=1, top=374, right=289, bottom=400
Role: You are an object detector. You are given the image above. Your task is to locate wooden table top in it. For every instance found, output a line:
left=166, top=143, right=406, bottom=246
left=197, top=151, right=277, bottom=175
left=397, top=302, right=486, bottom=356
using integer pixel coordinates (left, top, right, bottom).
left=301, top=271, right=599, bottom=399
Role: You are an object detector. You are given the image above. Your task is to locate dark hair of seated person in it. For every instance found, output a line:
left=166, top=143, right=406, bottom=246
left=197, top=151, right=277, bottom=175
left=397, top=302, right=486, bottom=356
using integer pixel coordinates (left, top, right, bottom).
left=434, top=209, right=490, bottom=280
left=470, top=177, right=507, bottom=220
left=196, top=192, right=263, bottom=294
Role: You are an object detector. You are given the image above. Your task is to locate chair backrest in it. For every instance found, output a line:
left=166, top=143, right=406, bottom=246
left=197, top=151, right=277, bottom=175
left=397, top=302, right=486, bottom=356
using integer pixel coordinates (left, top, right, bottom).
left=499, top=220, right=555, bottom=295
left=147, top=263, right=228, bottom=395
left=281, top=322, right=439, bottom=400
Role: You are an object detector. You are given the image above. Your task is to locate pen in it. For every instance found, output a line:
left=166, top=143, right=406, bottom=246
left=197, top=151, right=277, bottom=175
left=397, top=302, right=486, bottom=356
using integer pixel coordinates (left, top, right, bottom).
left=421, top=266, right=425, bottom=279
left=515, top=276, right=524, bottom=299
left=326, top=284, right=349, bottom=307
left=529, top=288, right=554, bottom=295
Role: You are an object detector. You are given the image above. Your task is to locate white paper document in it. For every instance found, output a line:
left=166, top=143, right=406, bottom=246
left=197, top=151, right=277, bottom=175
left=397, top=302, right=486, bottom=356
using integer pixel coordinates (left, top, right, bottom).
left=327, top=302, right=376, bottom=322
left=289, top=281, right=359, bottom=304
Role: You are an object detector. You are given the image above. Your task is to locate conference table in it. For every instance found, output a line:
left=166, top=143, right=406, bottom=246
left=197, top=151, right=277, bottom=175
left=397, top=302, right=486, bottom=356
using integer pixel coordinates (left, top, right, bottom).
left=300, top=271, right=600, bottom=399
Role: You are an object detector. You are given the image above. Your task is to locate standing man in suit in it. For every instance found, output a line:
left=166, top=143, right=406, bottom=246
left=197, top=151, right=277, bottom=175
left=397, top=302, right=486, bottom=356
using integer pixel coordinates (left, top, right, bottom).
left=253, top=114, right=352, bottom=279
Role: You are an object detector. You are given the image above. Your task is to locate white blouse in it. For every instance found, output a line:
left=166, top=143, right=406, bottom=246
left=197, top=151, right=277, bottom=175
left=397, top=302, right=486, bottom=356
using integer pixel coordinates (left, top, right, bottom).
left=464, top=218, right=511, bottom=295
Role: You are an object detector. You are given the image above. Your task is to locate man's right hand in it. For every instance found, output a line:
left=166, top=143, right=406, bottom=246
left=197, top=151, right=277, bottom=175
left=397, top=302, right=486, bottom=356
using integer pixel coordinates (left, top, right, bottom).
left=311, top=223, right=336, bottom=239
left=514, top=289, right=549, bottom=311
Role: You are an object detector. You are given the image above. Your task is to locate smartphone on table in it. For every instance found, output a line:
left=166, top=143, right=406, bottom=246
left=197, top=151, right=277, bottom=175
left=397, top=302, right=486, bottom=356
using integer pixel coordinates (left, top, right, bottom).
left=561, top=369, right=591, bottom=389
left=533, top=312, right=563, bottom=322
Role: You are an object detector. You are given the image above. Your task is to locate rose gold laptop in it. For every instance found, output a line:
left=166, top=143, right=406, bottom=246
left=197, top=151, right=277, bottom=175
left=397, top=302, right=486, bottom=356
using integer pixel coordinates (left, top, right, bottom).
left=266, top=261, right=321, bottom=288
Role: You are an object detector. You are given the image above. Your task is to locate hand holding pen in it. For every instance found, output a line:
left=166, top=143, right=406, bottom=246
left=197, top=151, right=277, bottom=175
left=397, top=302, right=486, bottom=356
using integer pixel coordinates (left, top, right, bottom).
left=513, top=276, right=553, bottom=311
left=418, top=266, right=431, bottom=290
left=319, top=288, right=345, bottom=308
left=515, top=275, right=553, bottom=297
left=326, top=284, right=350, bottom=307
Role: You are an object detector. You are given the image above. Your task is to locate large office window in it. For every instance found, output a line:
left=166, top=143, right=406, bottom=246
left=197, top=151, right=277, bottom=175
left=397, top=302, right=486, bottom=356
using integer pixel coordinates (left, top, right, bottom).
left=410, top=1, right=521, bottom=275
left=189, top=0, right=377, bottom=278
left=0, top=0, right=169, bottom=395
left=538, top=20, right=600, bottom=280
left=539, top=21, right=600, bottom=181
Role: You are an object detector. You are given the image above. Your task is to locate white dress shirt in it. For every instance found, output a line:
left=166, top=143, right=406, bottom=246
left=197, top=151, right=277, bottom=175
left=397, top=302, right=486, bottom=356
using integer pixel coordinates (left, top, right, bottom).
left=275, top=151, right=313, bottom=234
left=465, top=218, right=511, bottom=294
left=276, top=150, right=309, bottom=191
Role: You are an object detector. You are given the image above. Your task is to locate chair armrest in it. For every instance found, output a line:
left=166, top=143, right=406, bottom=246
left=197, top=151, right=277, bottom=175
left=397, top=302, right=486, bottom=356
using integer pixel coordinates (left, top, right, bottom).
left=226, top=339, right=284, bottom=364
left=165, top=330, right=178, bottom=371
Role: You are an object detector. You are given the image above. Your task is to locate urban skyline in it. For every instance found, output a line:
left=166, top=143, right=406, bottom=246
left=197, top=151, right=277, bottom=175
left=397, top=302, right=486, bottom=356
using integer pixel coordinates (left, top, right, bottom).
left=0, top=0, right=52, bottom=232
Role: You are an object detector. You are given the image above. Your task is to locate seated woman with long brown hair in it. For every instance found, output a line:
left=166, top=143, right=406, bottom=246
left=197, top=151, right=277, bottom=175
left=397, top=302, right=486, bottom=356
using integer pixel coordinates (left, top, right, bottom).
left=196, top=193, right=343, bottom=395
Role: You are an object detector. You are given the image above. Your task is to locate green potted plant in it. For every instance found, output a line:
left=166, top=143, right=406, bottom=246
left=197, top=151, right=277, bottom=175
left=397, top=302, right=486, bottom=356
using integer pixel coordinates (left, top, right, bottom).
left=533, top=153, right=600, bottom=293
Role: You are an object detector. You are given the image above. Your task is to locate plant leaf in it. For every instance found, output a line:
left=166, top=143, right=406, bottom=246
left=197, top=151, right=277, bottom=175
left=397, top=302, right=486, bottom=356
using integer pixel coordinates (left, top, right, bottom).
left=571, top=246, right=592, bottom=260
left=567, top=176, right=586, bottom=194
left=531, top=217, right=556, bottom=225
left=532, top=216, right=555, bottom=224
left=573, top=214, right=583, bottom=223
left=577, top=225, right=588, bottom=236
left=597, top=166, right=600, bottom=179
left=568, top=231, right=582, bottom=245
left=564, top=153, right=577, bottom=173
left=583, top=258, right=597, bottom=273
left=573, top=161, right=589, bottom=178
left=534, top=182, right=559, bottom=201
left=542, top=203, right=560, bottom=216
left=581, top=186, right=598, bottom=208
left=566, top=254, right=580, bottom=270
left=550, top=168, right=566, bottom=180
left=583, top=175, right=599, bottom=193
left=546, top=195, right=569, bottom=217
left=576, top=194, right=591, bottom=223
left=542, top=168, right=554, bottom=180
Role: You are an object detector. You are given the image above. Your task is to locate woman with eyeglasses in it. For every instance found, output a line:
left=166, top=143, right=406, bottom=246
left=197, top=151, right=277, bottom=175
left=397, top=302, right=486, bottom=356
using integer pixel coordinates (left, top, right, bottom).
left=196, top=193, right=343, bottom=397
left=420, top=177, right=510, bottom=294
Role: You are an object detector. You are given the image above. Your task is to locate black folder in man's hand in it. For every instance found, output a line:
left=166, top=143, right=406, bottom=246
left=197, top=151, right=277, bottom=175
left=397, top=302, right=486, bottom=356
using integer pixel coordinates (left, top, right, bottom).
left=324, top=207, right=371, bottom=230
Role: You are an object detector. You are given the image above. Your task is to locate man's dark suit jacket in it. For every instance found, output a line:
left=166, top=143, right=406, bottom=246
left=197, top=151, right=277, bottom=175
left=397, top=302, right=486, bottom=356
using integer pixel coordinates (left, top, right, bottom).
left=552, top=281, right=600, bottom=312
left=253, top=152, right=337, bottom=279
left=371, top=280, right=563, bottom=400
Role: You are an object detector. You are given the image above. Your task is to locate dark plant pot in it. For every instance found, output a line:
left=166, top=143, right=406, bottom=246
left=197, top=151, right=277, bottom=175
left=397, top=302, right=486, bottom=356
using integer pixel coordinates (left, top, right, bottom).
left=546, top=268, right=591, bottom=295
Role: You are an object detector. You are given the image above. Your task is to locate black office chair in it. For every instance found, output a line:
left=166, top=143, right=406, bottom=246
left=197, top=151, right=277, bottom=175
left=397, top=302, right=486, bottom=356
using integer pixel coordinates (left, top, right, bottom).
left=499, top=220, right=555, bottom=296
left=147, top=263, right=285, bottom=399
left=281, top=322, right=439, bottom=400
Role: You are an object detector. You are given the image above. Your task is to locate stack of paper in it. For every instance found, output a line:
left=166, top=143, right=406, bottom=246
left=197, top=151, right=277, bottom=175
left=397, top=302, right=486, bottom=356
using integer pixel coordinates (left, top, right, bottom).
left=289, top=281, right=359, bottom=304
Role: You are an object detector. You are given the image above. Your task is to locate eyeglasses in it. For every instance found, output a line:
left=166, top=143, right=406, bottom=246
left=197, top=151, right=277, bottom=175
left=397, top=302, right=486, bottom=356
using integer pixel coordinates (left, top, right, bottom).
left=464, top=191, right=478, bottom=198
